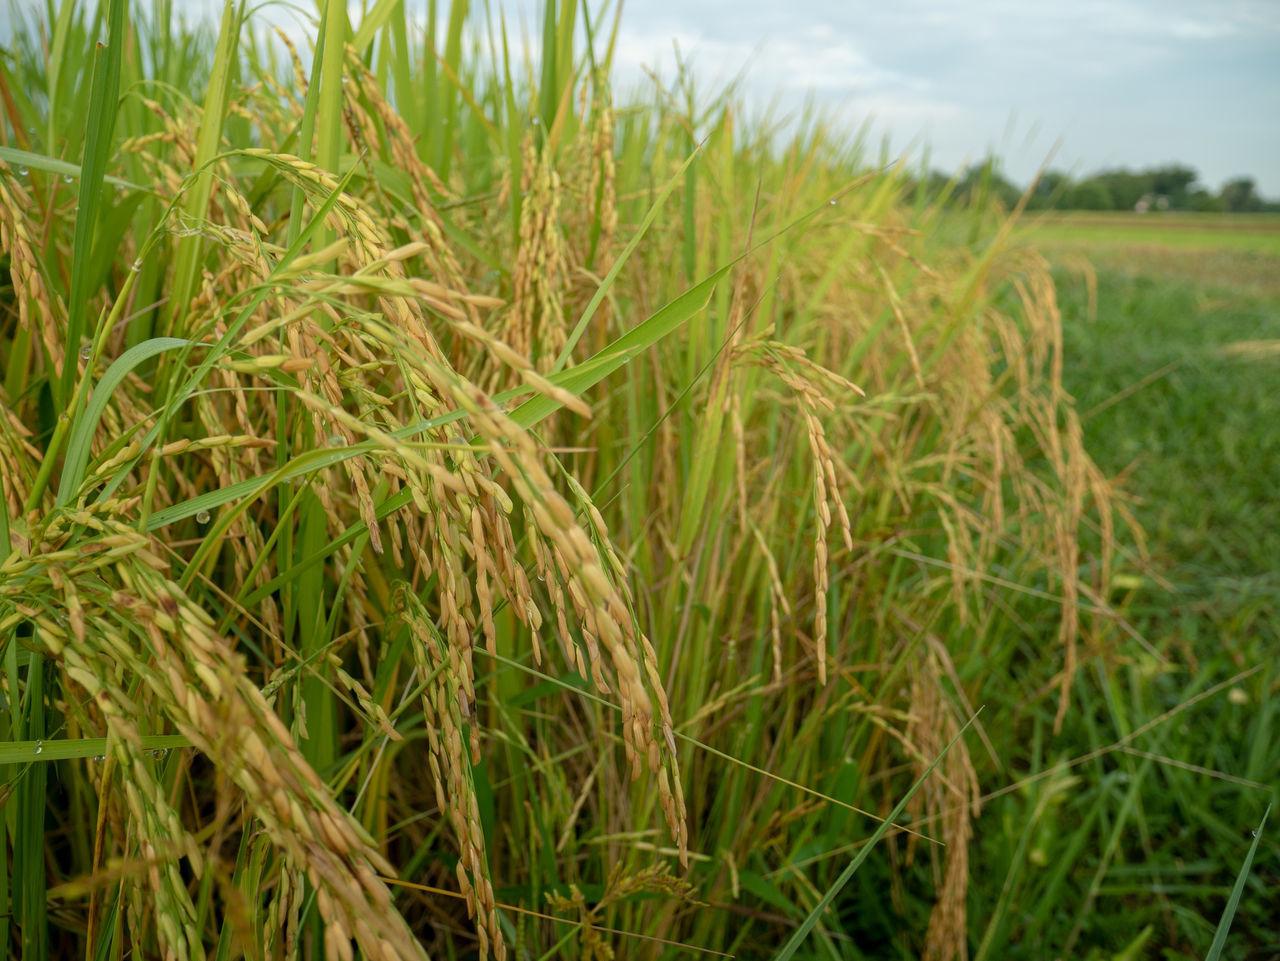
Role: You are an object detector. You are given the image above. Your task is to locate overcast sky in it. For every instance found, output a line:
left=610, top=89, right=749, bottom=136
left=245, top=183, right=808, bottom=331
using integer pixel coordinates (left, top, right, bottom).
left=6, top=0, right=1277, bottom=195
left=516, top=0, right=1280, bottom=196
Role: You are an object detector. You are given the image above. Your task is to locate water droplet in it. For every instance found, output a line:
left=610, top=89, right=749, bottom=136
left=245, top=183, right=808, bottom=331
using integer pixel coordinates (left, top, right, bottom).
left=92, top=754, right=105, bottom=762
left=327, top=435, right=344, bottom=447
left=341, top=76, right=349, bottom=84
left=33, top=740, right=43, bottom=755
left=829, top=199, right=837, bottom=206
left=532, top=116, right=541, bottom=125
left=80, top=344, right=92, bottom=360
left=63, top=174, right=74, bottom=184
left=195, top=509, right=211, bottom=524
left=16, top=165, right=28, bottom=177
left=130, top=258, right=142, bottom=272
left=536, top=573, right=545, bottom=582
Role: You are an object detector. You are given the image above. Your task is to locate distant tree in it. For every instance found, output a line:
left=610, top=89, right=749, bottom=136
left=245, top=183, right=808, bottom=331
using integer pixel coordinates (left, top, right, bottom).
left=1220, top=177, right=1262, bottom=212
left=957, top=160, right=1022, bottom=209
left=1028, top=170, right=1070, bottom=210
left=903, top=169, right=955, bottom=206
left=913, top=161, right=1276, bottom=214
left=1064, top=180, right=1114, bottom=210
left=1148, top=165, right=1199, bottom=207
left=1186, top=188, right=1224, bottom=212
left=1090, top=170, right=1148, bottom=211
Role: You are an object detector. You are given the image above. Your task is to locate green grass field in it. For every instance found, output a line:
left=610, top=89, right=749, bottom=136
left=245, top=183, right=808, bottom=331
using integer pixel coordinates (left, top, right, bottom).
left=1022, top=210, right=1280, bottom=256
left=0, top=2, right=1275, bottom=960
left=1042, top=230, right=1280, bottom=958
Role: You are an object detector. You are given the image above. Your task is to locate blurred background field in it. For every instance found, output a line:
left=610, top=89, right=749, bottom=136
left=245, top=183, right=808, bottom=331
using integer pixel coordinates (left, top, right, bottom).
left=1023, top=211, right=1280, bottom=257
left=0, top=1, right=1276, bottom=960
left=1014, top=221, right=1280, bottom=958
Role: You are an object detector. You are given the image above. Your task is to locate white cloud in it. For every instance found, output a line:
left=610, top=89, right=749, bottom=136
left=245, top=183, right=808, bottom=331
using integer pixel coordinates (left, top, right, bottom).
left=2, top=0, right=1273, bottom=195
left=767, top=29, right=906, bottom=92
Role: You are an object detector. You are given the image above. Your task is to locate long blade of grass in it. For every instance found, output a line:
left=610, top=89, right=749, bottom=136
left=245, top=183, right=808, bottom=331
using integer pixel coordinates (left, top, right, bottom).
left=550, top=140, right=706, bottom=372
left=55, top=337, right=198, bottom=507
left=513, top=263, right=733, bottom=430
left=164, top=0, right=242, bottom=336
left=0, top=471, right=9, bottom=565
left=351, top=0, right=404, bottom=54
left=0, top=734, right=191, bottom=764
left=10, top=636, right=48, bottom=960
left=1204, top=804, right=1270, bottom=961
left=772, top=712, right=980, bottom=961
left=58, top=0, right=126, bottom=405
left=314, top=0, right=349, bottom=195
left=0, top=148, right=146, bottom=192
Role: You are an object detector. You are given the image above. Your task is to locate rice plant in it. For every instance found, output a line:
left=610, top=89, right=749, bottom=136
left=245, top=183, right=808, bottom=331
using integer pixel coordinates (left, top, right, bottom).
left=0, top=1, right=1135, bottom=958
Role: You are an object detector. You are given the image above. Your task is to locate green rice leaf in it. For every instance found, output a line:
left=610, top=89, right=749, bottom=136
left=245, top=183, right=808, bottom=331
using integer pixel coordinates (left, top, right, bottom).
left=772, top=712, right=980, bottom=961
left=0, top=147, right=147, bottom=193
left=0, top=735, right=191, bottom=765
left=58, top=0, right=126, bottom=404
left=56, top=337, right=198, bottom=507
left=1205, top=804, right=1271, bottom=961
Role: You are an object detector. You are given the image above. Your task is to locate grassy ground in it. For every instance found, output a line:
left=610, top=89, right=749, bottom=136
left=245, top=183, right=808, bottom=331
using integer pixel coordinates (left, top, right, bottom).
left=0, top=2, right=1274, bottom=960
left=1021, top=211, right=1280, bottom=256
left=1024, top=232, right=1280, bottom=958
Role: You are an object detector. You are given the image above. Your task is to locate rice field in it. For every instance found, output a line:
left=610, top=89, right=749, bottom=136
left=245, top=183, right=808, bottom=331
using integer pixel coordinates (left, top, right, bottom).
left=1020, top=210, right=1280, bottom=255
left=0, top=2, right=1272, bottom=960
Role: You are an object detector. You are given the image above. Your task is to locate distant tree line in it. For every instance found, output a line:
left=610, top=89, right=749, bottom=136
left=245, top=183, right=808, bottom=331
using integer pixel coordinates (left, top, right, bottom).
left=906, top=161, right=1280, bottom=213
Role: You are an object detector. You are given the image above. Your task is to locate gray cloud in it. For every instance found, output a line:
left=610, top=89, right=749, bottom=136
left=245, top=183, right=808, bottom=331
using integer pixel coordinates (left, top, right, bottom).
left=5, top=0, right=1274, bottom=194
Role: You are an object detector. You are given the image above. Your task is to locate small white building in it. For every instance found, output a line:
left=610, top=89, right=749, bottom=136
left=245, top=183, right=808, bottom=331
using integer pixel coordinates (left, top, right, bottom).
left=1134, top=193, right=1171, bottom=213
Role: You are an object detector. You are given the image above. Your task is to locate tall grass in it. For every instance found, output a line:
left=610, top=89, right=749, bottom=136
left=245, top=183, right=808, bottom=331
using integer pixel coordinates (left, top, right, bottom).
left=0, top=1, right=1152, bottom=958
left=1044, top=260, right=1280, bottom=955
